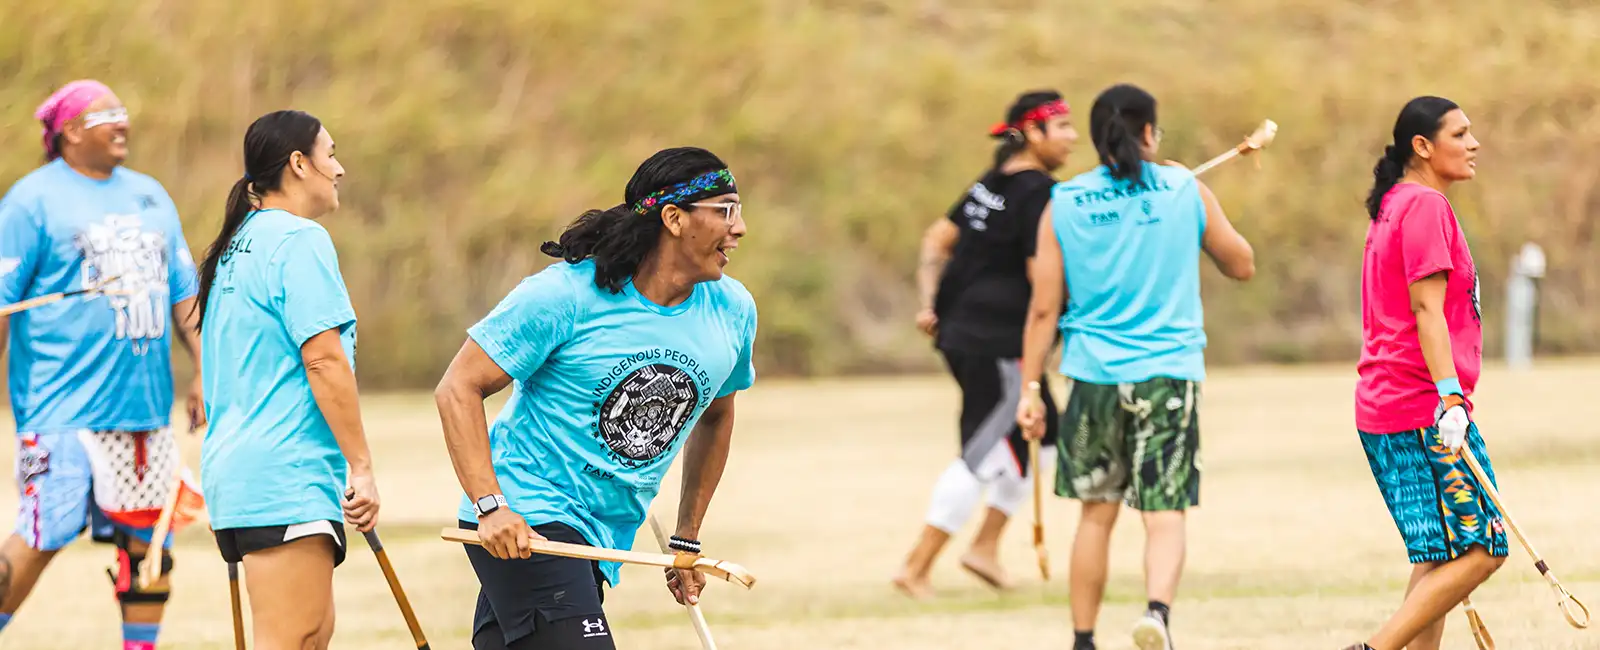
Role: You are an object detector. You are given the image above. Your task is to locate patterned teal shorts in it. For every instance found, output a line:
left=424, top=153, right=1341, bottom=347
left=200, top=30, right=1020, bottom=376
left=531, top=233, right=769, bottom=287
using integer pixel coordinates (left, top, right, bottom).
left=1358, top=424, right=1510, bottom=564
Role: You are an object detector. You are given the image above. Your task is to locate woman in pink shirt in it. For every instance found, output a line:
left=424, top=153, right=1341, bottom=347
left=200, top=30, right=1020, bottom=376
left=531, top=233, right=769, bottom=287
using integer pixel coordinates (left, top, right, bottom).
left=1345, top=96, right=1507, bottom=650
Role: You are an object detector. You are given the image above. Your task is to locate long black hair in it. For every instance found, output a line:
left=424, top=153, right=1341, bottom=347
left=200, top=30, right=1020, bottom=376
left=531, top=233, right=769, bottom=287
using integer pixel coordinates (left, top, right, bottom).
left=990, top=90, right=1065, bottom=169
left=540, top=147, right=729, bottom=293
left=1088, top=84, right=1158, bottom=184
left=194, top=110, right=324, bottom=330
left=1365, top=96, right=1460, bottom=220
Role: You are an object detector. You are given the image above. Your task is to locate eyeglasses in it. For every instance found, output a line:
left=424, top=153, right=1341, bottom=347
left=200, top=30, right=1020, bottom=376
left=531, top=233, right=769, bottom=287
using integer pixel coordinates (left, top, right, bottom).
left=83, top=107, right=129, bottom=130
left=690, top=201, right=742, bottom=225
left=1153, top=126, right=1164, bottom=144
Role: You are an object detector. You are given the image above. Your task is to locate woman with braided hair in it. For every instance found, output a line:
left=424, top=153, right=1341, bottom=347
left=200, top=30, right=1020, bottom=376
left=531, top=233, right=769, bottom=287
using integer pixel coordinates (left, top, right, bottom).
left=895, top=90, right=1077, bottom=598
left=436, top=146, right=757, bottom=650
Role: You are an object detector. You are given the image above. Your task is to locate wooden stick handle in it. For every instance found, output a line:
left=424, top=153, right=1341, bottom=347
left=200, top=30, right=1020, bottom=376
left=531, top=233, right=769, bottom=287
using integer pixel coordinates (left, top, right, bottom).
left=0, top=274, right=123, bottom=317
left=1030, top=439, right=1043, bottom=527
left=139, top=429, right=190, bottom=590
left=650, top=515, right=717, bottom=650
left=0, top=293, right=65, bottom=317
left=1462, top=597, right=1495, bottom=650
left=228, top=562, right=246, bottom=650
left=1191, top=148, right=1240, bottom=176
left=137, top=472, right=185, bottom=590
left=441, top=527, right=757, bottom=589
left=361, top=531, right=432, bottom=648
left=1030, top=438, right=1049, bottom=580
left=1461, top=446, right=1590, bottom=628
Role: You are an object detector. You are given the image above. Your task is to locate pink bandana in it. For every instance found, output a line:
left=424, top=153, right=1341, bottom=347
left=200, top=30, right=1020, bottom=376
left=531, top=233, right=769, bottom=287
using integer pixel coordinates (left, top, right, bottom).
left=34, top=79, right=113, bottom=157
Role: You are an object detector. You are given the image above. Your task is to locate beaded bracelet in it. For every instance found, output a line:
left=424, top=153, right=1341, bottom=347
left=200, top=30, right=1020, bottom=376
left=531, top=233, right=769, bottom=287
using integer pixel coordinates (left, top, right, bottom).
left=669, top=535, right=702, bottom=554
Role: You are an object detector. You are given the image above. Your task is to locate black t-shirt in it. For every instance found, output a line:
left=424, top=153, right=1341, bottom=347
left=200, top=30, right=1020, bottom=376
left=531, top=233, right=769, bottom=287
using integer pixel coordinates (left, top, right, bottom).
left=933, top=168, right=1056, bottom=358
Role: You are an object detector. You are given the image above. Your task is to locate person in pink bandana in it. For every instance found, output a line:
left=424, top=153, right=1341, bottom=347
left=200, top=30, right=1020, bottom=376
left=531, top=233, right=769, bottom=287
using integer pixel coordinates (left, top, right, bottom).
left=0, top=80, right=203, bottom=650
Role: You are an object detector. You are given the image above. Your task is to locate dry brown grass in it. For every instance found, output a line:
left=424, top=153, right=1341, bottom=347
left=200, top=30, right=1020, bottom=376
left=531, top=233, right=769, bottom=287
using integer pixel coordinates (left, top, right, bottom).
left=3, top=1, right=1599, bottom=382
left=1, top=361, right=1598, bottom=648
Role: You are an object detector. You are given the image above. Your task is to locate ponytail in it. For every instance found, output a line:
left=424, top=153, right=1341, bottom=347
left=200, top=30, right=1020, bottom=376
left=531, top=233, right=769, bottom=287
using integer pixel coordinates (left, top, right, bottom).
left=990, top=129, right=1027, bottom=170
left=195, top=109, right=325, bottom=329
left=42, top=134, right=63, bottom=163
left=1365, top=146, right=1407, bottom=219
left=540, top=204, right=661, bottom=294
left=194, top=177, right=254, bottom=331
left=1098, top=117, right=1146, bottom=184
left=1087, top=84, right=1158, bottom=185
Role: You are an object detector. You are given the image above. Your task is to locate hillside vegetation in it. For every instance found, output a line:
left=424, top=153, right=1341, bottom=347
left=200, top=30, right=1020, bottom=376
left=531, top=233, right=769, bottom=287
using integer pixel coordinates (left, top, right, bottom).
left=2, top=0, right=1597, bottom=387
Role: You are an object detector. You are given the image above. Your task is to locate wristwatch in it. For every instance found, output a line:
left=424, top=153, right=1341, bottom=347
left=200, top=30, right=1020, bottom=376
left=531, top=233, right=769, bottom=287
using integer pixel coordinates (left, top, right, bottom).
left=473, top=494, right=508, bottom=518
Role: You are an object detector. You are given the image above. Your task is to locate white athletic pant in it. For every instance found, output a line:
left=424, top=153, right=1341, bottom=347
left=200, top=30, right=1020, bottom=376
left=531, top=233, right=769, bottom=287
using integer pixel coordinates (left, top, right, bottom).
left=924, top=442, right=1055, bottom=534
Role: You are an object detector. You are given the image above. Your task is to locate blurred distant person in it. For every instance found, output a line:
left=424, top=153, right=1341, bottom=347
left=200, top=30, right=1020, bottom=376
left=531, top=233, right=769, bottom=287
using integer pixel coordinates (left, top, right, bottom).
left=1016, top=83, right=1255, bottom=650
left=0, top=79, right=204, bottom=650
left=436, top=147, right=756, bottom=650
left=1340, top=97, right=1505, bottom=650
left=894, top=90, right=1077, bottom=598
left=194, top=109, right=378, bottom=650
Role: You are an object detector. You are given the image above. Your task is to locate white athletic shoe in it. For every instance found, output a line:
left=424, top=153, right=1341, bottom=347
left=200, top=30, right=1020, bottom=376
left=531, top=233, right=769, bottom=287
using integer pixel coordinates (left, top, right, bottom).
left=1132, top=612, right=1173, bottom=650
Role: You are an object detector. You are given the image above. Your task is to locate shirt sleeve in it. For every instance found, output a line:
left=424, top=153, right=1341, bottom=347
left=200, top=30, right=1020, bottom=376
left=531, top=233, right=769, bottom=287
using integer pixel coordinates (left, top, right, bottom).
left=272, top=226, right=357, bottom=347
left=945, top=184, right=973, bottom=227
left=1400, top=192, right=1457, bottom=284
left=0, top=194, right=43, bottom=305
left=166, top=204, right=199, bottom=304
left=466, top=267, right=578, bottom=384
left=716, top=297, right=758, bottom=398
left=1018, top=183, right=1054, bottom=256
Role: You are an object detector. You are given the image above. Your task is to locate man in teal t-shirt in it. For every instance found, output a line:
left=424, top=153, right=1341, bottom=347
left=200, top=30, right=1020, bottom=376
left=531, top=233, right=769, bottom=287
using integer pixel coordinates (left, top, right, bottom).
left=437, top=148, right=757, bottom=650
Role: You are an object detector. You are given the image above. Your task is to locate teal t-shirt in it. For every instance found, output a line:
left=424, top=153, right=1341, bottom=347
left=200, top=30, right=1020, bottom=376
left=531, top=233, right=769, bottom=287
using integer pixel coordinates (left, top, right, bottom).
left=456, top=260, right=758, bottom=585
left=0, top=159, right=199, bottom=434
left=199, top=208, right=358, bottom=529
left=1050, top=161, right=1208, bottom=384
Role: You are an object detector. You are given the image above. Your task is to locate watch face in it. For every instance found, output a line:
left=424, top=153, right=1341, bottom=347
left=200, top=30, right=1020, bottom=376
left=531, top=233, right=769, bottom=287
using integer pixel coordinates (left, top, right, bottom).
left=477, top=496, right=497, bottom=512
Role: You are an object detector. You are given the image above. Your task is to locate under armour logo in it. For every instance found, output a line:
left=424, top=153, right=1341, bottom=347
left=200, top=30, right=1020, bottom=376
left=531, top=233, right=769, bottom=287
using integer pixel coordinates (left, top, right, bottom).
left=581, top=618, right=609, bottom=637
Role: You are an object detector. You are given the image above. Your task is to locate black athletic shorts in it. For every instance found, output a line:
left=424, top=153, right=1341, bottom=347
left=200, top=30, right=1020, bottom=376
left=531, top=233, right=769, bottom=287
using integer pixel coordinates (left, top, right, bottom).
left=460, top=520, right=616, bottom=650
left=213, top=520, right=348, bottom=567
left=940, top=348, right=1059, bottom=474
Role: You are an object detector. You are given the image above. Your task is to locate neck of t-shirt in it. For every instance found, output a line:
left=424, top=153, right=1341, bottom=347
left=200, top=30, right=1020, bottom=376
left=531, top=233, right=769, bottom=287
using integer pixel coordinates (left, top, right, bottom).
left=1398, top=169, right=1452, bottom=196
left=256, top=194, right=321, bottom=221
left=58, top=154, right=117, bottom=183
left=1000, top=153, right=1047, bottom=176
left=629, top=254, right=699, bottom=311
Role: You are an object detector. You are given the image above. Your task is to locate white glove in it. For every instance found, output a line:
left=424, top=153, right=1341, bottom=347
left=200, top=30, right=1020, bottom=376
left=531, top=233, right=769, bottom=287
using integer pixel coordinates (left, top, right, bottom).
left=1435, top=397, right=1470, bottom=451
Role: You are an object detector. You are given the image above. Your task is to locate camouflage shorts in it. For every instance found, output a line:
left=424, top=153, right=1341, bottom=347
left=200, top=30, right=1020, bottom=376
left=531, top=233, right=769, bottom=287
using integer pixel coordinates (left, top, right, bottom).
left=1055, top=377, right=1201, bottom=511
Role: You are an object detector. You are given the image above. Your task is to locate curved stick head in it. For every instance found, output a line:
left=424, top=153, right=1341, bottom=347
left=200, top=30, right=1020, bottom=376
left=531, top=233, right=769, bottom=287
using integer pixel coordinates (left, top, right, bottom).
left=1463, top=605, right=1495, bottom=650
left=1559, top=588, right=1591, bottom=628
left=696, top=558, right=757, bottom=589
left=1243, top=119, right=1278, bottom=152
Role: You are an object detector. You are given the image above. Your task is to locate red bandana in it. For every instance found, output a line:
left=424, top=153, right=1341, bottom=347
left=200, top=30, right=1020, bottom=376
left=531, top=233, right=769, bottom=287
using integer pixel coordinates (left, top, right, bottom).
left=989, top=99, right=1071, bottom=136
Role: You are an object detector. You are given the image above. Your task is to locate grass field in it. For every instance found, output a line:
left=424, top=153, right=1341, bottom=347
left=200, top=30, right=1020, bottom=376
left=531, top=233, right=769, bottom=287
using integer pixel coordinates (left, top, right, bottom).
left=0, top=361, right=1597, bottom=649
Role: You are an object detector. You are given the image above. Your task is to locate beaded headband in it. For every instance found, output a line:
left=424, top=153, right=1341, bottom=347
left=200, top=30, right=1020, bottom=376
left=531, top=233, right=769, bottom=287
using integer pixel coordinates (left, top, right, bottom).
left=631, top=169, right=738, bottom=216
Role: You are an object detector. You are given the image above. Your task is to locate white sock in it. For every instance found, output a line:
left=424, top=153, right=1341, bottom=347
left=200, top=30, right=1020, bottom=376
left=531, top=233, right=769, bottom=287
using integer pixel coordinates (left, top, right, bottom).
left=925, top=460, right=983, bottom=534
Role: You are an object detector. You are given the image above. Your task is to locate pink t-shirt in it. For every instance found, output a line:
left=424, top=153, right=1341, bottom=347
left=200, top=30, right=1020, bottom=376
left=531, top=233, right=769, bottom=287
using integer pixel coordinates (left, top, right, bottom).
left=1355, top=183, right=1482, bottom=433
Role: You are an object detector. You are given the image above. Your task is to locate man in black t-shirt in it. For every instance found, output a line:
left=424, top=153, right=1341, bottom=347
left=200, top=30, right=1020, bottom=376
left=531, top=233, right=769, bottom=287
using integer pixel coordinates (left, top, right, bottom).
left=895, top=90, right=1079, bottom=598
